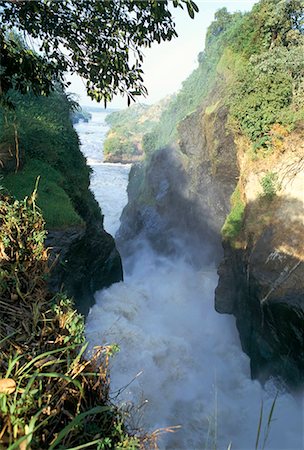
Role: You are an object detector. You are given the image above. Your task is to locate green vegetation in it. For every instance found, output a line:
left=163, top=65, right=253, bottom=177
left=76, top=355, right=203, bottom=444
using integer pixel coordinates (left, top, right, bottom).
left=103, top=103, right=167, bottom=162
left=0, top=0, right=198, bottom=105
left=260, top=172, right=280, bottom=200
left=0, top=88, right=100, bottom=229
left=226, top=0, right=304, bottom=144
left=229, top=45, right=304, bottom=142
left=124, top=0, right=303, bottom=243
left=104, top=134, right=139, bottom=162
left=221, top=186, right=245, bottom=242
left=138, top=0, right=303, bottom=157
left=3, top=160, right=83, bottom=228
left=0, top=193, right=155, bottom=449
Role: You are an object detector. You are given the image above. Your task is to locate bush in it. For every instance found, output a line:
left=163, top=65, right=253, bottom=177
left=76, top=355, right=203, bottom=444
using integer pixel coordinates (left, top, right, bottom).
left=103, top=133, right=138, bottom=159
left=0, top=193, right=145, bottom=449
left=222, top=186, right=245, bottom=241
left=260, top=172, right=279, bottom=199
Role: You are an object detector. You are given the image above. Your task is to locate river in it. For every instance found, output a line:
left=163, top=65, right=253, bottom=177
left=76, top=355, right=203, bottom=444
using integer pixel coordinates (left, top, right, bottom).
left=75, top=111, right=303, bottom=450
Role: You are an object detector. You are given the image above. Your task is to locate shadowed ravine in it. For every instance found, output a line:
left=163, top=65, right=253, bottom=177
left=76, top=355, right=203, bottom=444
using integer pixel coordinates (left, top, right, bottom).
left=86, top=242, right=302, bottom=450
left=79, top=112, right=303, bottom=450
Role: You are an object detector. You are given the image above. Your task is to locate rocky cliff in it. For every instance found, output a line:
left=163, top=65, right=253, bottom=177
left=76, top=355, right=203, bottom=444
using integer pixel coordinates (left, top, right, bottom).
left=216, top=126, right=304, bottom=388
left=118, top=103, right=237, bottom=264
left=46, top=221, right=122, bottom=317
left=118, top=99, right=304, bottom=388
left=114, top=0, right=304, bottom=388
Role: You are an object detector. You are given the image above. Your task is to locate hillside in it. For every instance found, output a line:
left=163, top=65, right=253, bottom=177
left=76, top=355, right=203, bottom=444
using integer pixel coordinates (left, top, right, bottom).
left=103, top=98, right=170, bottom=163
left=117, top=0, right=304, bottom=387
left=0, top=88, right=122, bottom=315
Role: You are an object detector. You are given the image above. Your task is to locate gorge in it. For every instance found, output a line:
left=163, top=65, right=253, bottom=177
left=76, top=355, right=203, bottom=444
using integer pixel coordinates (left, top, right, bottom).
left=0, top=0, right=303, bottom=448
left=80, top=110, right=303, bottom=449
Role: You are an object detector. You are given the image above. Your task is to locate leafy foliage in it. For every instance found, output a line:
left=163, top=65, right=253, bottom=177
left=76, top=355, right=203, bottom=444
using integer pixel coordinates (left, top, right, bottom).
left=0, top=88, right=101, bottom=228
left=0, top=193, right=152, bottom=449
left=104, top=134, right=139, bottom=162
left=0, top=0, right=198, bottom=105
left=229, top=44, right=304, bottom=141
left=140, top=0, right=304, bottom=157
left=260, top=172, right=279, bottom=199
left=221, top=187, right=245, bottom=242
left=103, top=102, right=168, bottom=162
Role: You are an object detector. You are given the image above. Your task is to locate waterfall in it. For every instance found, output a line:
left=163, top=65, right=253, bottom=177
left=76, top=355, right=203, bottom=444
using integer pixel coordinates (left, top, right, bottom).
left=76, top=110, right=303, bottom=450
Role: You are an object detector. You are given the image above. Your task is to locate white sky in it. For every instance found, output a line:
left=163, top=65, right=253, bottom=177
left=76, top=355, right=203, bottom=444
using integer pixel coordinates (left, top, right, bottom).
left=67, top=0, right=257, bottom=109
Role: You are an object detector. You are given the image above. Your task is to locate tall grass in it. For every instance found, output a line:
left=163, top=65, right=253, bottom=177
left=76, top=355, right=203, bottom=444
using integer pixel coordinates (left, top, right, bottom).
left=0, top=192, right=154, bottom=449
left=0, top=88, right=101, bottom=229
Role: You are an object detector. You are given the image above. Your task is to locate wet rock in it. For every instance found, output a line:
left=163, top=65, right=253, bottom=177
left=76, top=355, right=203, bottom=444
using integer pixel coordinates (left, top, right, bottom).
left=46, top=222, right=123, bottom=316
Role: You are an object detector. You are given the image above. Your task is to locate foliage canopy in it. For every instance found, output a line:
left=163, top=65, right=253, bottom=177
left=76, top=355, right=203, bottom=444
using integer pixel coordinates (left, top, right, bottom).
left=0, top=0, right=198, bottom=105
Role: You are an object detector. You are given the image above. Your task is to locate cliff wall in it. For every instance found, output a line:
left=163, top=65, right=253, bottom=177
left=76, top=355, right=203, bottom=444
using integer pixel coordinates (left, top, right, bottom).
left=216, top=128, right=304, bottom=387
left=118, top=99, right=304, bottom=388
left=0, top=90, right=123, bottom=316
left=116, top=0, right=304, bottom=388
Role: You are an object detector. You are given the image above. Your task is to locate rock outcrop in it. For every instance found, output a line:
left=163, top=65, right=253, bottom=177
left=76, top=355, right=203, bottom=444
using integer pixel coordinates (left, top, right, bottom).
left=47, top=221, right=123, bottom=317
left=216, top=130, right=304, bottom=387
left=119, top=98, right=304, bottom=388
left=118, top=103, right=238, bottom=267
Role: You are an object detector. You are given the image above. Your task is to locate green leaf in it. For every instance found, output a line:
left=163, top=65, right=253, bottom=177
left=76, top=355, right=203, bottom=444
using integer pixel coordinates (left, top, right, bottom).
left=49, top=406, right=111, bottom=449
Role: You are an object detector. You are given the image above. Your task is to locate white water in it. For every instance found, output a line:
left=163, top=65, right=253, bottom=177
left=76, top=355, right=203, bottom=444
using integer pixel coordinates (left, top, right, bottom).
left=76, top=112, right=304, bottom=450
left=74, top=111, right=130, bottom=235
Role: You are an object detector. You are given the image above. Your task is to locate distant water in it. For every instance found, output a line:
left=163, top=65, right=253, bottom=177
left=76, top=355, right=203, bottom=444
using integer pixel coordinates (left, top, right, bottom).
left=74, top=111, right=130, bottom=235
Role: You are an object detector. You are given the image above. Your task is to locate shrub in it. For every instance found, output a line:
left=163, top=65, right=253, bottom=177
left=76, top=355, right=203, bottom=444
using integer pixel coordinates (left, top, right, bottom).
left=222, top=186, right=245, bottom=241
left=0, top=193, right=144, bottom=449
left=260, top=172, right=279, bottom=199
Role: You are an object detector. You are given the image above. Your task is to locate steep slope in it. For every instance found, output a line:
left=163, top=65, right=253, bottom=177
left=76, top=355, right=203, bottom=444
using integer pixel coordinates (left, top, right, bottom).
left=0, top=89, right=122, bottom=315
left=216, top=127, right=304, bottom=386
left=117, top=0, right=304, bottom=387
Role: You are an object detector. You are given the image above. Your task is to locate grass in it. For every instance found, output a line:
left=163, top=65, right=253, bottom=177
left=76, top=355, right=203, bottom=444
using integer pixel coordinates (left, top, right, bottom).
left=3, top=159, right=83, bottom=229
left=0, top=88, right=102, bottom=229
left=0, top=192, right=155, bottom=449
left=260, top=172, right=279, bottom=200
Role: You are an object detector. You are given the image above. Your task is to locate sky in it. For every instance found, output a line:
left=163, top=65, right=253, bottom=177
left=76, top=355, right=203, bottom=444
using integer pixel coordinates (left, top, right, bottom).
left=67, top=0, right=257, bottom=109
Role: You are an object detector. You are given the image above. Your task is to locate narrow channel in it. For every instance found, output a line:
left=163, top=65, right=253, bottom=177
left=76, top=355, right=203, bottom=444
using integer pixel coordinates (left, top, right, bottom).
left=75, top=112, right=303, bottom=450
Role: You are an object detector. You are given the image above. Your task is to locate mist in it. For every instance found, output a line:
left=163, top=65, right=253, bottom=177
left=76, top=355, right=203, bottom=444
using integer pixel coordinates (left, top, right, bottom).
left=86, top=238, right=303, bottom=450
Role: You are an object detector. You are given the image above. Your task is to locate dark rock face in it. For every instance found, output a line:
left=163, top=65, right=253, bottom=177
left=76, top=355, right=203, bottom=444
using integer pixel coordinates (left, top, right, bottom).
left=46, top=223, right=123, bottom=316
left=118, top=105, right=238, bottom=267
left=119, top=97, right=304, bottom=388
left=216, top=230, right=304, bottom=388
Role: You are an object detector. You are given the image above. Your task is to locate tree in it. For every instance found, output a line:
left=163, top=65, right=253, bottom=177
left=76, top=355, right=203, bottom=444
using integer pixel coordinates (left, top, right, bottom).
left=250, top=0, right=304, bottom=49
left=205, top=7, right=233, bottom=45
left=0, top=0, right=198, bottom=105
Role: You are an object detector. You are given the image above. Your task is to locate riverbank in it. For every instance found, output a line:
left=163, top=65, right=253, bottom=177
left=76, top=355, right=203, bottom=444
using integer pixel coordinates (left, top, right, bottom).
left=0, top=90, right=123, bottom=315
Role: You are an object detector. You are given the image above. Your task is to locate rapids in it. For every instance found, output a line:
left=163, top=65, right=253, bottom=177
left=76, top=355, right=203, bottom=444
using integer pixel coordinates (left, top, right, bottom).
left=75, top=110, right=303, bottom=450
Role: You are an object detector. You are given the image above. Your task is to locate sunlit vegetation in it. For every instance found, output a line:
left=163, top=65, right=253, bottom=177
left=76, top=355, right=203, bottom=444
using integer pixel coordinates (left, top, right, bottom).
left=221, top=186, right=245, bottom=241
left=139, top=0, right=303, bottom=155
left=103, top=102, right=169, bottom=162
left=0, top=89, right=101, bottom=228
left=131, top=0, right=303, bottom=244
left=260, top=172, right=280, bottom=200
left=3, top=160, right=84, bottom=228
left=0, top=193, right=152, bottom=449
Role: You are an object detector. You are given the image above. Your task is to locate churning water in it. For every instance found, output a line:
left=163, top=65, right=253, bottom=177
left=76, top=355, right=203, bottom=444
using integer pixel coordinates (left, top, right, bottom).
left=76, top=110, right=304, bottom=450
left=74, top=111, right=130, bottom=235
